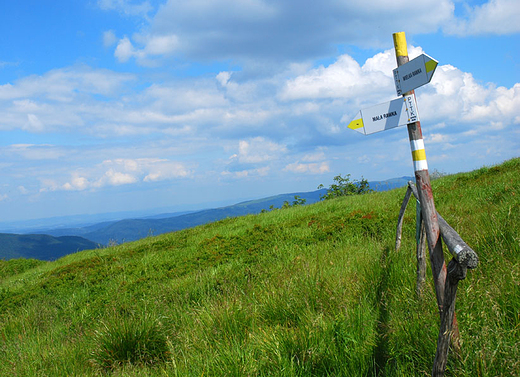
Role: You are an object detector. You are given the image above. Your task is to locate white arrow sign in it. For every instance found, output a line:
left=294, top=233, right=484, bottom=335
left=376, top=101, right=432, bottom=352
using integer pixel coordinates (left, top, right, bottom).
left=393, top=53, right=438, bottom=96
left=348, top=94, right=419, bottom=135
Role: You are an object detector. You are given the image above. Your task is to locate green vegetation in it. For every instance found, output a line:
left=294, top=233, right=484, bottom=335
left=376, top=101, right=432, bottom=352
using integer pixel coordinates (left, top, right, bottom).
left=318, top=174, right=372, bottom=200
left=0, top=158, right=518, bottom=376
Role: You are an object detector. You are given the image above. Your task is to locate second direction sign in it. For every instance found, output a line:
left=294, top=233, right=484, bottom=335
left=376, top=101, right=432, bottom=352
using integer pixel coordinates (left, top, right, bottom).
left=348, top=94, right=419, bottom=135
left=393, top=53, right=438, bottom=96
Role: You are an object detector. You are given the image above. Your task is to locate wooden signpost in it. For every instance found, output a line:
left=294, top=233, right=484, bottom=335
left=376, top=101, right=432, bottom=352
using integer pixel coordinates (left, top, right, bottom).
left=347, top=32, right=479, bottom=376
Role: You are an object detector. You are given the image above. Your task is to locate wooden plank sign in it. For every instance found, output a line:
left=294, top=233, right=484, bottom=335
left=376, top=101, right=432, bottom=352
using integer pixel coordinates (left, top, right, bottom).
left=348, top=94, right=419, bottom=135
left=393, top=53, right=438, bottom=96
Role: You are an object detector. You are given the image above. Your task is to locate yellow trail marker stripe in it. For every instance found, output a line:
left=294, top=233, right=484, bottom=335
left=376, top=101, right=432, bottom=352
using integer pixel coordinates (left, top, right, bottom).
left=412, top=149, right=426, bottom=161
left=348, top=118, right=364, bottom=130
left=425, top=59, right=437, bottom=73
left=393, top=32, right=408, bottom=57
left=410, top=139, right=428, bottom=171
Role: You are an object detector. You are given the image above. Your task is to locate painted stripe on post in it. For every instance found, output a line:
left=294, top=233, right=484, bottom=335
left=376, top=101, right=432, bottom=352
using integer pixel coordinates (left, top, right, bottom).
left=393, top=32, right=408, bottom=57
left=410, top=139, right=428, bottom=171
left=414, top=159, right=428, bottom=171
left=412, top=149, right=426, bottom=161
left=410, top=139, right=425, bottom=152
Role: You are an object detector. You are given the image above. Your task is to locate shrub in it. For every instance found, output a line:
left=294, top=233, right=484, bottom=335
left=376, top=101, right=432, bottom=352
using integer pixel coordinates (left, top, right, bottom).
left=318, top=174, right=372, bottom=200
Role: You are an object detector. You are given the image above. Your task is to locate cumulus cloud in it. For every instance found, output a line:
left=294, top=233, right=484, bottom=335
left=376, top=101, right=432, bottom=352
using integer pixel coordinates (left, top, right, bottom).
left=57, top=158, right=191, bottom=191
left=445, top=0, right=520, bottom=36
left=114, top=34, right=179, bottom=64
left=102, top=1, right=519, bottom=69
left=0, top=66, right=134, bottom=101
left=281, top=46, right=424, bottom=102
left=2, top=42, right=518, bottom=203
left=229, top=137, right=287, bottom=164
left=284, top=161, right=330, bottom=174
left=146, top=0, right=453, bottom=63
left=418, top=65, right=520, bottom=127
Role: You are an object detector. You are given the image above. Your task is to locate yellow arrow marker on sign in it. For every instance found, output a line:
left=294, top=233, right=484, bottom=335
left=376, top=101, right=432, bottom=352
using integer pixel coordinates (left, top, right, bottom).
left=425, top=59, right=437, bottom=74
left=348, top=117, right=364, bottom=130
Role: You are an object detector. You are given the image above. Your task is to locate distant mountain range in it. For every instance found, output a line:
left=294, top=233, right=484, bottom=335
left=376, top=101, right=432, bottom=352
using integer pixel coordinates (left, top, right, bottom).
left=0, top=233, right=99, bottom=261
left=0, top=176, right=413, bottom=260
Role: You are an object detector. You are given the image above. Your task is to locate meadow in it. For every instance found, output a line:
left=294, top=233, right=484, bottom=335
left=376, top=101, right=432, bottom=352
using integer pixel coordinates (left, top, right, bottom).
left=0, top=158, right=518, bottom=376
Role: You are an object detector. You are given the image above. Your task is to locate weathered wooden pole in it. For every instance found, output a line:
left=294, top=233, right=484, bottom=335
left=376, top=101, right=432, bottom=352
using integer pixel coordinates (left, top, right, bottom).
left=392, top=32, right=448, bottom=311
left=432, top=259, right=467, bottom=376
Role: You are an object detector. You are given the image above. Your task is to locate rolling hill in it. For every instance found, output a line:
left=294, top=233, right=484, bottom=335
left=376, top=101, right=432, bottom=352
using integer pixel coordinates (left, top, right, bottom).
left=0, top=159, right=517, bottom=376
left=32, top=176, right=414, bottom=246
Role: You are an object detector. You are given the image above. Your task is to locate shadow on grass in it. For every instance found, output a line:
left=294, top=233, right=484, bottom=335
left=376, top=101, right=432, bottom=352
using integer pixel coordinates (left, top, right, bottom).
left=372, top=246, right=392, bottom=376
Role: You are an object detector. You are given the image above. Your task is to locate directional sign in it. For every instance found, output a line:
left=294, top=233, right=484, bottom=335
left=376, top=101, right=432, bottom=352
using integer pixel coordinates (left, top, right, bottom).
left=393, top=53, right=438, bottom=96
left=348, top=94, right=419, bottom=135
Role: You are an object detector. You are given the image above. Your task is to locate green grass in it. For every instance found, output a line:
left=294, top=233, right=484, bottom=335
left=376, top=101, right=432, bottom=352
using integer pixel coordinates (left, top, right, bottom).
left=0, top=158, right=518, bottom=376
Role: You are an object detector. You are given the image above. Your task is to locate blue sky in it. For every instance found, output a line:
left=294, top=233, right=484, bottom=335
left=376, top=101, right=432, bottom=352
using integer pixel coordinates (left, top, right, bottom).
left=1, top=0, right=519, bottom=223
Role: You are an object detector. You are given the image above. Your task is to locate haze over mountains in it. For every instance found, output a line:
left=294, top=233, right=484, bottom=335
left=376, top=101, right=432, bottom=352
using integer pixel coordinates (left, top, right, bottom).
left=0, top=177, right=412, bottom=260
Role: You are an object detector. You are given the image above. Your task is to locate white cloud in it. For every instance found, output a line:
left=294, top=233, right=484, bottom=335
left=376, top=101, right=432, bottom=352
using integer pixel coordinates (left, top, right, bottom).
left=231, top=137, right=287, bottom=164
left=114, top=37, right=135, bottom=63
left=18, top=186, right=29, bottom=195
left=103, top=30, right=118, bottom=47
left=7, top=144, right=66, bottom=160
left=114, top=34, right=179, bottom=64
left=146, top=0, right=453, bottom=63
left=26, top=114, right=45, bottom=132
left=63, top=174, right=90, bottom=191
left=418, top=66, right=520, bottom=126
left=216, top=71, right=232, bottom=87
left=0, top=66, right=134, bottom=100
left=57, top=158, right=191, bottom=191
left=284, top=161, right=330, bottom=174
left=221, top=166, right=270, bottom=179
left=445, top=0, right=520, bottom=36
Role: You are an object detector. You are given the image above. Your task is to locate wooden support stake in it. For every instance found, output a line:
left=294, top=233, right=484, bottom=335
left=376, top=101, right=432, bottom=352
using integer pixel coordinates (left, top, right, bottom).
left=396, top=185, right=413, bottom=251
left=416, top=202, right=427, bottom=295
left=432, top=259, right=467, bottom=376
left=393, top=31, right=448, bottom=312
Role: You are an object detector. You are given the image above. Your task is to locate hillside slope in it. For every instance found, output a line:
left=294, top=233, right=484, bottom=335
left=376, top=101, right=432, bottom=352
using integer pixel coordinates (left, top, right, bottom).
left=0, top=159, right=518, bottom=376
left=0, top=233, right=99, bottom=261
left=35, top=176, right=413, bottom=246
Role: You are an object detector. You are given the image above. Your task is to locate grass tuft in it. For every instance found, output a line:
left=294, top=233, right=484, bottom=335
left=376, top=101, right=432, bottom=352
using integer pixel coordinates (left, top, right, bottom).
left=90, top=312, right=169, bottom=372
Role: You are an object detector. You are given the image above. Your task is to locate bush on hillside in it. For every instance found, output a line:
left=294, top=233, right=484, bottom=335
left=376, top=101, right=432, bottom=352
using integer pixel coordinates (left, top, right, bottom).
left=318, top=174, right=372, bottom=200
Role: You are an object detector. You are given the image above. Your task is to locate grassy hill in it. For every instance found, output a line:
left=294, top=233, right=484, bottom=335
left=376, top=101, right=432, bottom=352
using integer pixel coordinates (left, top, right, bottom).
left=0, top=233, right=99, bottom=261
left=0, top=159, right=518, bottom=376
left=33, top=177, right=412, bottom=247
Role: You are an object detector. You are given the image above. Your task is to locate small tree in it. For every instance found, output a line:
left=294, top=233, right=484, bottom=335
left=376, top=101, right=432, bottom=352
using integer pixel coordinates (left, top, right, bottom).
left=318, top=174, right=372, bottom=200
left=292, top=195, right=306, bottom=207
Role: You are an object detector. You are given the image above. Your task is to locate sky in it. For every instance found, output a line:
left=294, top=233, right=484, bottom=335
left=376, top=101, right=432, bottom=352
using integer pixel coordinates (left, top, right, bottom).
left=0, top=0, right=519, bottom=223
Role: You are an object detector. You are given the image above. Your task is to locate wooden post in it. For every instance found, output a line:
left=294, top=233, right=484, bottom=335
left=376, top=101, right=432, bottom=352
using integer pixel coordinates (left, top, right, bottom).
left=432, top=259, right=467, bottom=376
left=393, top=32, right=448, bottom=312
